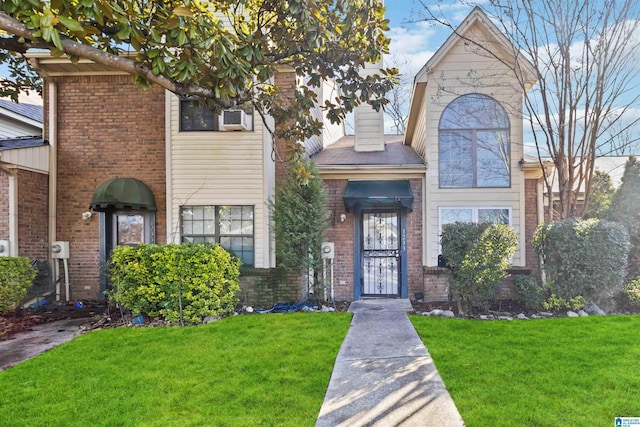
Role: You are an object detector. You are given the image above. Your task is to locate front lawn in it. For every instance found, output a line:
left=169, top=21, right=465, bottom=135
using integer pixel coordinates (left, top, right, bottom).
left=0, top=313, right=350, bottom=427
left=411, top=315, right=640, bottom=427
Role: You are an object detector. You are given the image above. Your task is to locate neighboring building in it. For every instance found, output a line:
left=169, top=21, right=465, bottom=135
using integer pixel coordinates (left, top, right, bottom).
left=24, top=6, right=548, bottom=305
left=0, top=95, right=48, bottom=262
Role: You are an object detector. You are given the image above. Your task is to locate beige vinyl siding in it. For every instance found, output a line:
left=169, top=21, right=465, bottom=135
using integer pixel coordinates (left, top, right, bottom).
left=304, top=79, right=345, bottom=155
left=167, top=93, right=274, bottom=268
left=354, top=105, right=385, bottom=151
left=1, top=146, right=49, bottom=173
left=410, top=97, right=428, bottom=158
left=0, top=119, right=40, bottom=139
left=423, top=22, right=527, bottom=267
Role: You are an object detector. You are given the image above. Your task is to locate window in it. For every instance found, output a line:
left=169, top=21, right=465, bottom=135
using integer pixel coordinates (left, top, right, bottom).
left=181, top=205, right=254, bottom=267
left=439, top=93, right=511, bottom=188
left=440, top=207, right=510, bottom=230
left=180, top=99, right=219, bottom=131
left=110, top=211, right=155, bottom=248
left=179, top=98, right=254, bottom=132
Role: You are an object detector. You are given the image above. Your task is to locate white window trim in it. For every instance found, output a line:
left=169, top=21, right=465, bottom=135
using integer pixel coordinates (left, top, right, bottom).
left=438, top=206, right=513, bottom=260
left=438, top=206, right=512, bottom=230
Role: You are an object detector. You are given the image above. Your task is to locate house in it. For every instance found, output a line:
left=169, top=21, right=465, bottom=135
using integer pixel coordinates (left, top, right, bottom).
left=315, top=7, right=546, bottom=302
left=0, top=94, right=48, bottom=263
left=23, top=6, right=547, bottom=306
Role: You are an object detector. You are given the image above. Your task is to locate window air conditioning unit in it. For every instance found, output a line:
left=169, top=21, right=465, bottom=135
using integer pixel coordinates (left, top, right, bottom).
left=0, top=240, right=9, bottom=256
left=222, top=109, right=251, bottom=131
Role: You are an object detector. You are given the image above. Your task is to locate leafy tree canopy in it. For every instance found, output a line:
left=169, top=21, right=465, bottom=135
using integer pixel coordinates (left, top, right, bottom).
left=0, top=0, right=397, bottom=144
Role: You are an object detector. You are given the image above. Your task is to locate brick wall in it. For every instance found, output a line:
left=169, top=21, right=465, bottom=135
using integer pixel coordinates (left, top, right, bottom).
left=405, top=178, right=424, bottom=299
left=0, top=171, right=8, bottom=240
left=524, top=178, right=541, bottom=274
left=422, top=267, right=450, bottom=303
left=273, top=71, right=297, bottom=185
left=323, top=179, right=353, bottom=300
left=17, top=169, right=48, bottom=260
left=47, top=75, right=166, bottom=300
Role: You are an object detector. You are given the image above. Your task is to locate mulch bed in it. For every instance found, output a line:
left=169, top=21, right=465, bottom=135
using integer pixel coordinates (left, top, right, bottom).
left=0, top=302, right=107, bottom=341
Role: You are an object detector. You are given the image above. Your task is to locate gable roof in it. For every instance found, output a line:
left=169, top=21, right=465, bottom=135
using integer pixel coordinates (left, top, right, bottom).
left=404, top=6, right=536, bottom=144
left=0, top=99, right=43, bottom=124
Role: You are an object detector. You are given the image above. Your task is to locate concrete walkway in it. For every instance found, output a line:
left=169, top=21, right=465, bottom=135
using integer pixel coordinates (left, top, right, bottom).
left=316, top=299, right=465, bottom=426
left=0, top=318, right=87, bottom=372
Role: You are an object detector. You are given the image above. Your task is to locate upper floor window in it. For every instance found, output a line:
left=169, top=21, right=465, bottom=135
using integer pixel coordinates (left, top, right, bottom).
left=180, top=99, right=218, bottom=131
left=179, top=98, right=254, bottom=132
left=439, top=93, right=511, bottom=188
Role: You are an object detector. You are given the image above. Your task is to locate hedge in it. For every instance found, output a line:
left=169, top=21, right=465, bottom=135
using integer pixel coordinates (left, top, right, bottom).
left=108, top=243, right=241, bottom=323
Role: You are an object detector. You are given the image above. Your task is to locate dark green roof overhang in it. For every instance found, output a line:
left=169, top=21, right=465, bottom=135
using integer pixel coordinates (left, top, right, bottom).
left=90, top=178, right=156, bottom=211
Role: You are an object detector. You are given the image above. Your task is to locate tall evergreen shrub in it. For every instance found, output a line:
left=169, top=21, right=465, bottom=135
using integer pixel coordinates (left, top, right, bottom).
left=533, top=218, right=629, bottom=302
left=272, top=157, right=329, bottom=301
left=609, top=156, right=640, bottom=283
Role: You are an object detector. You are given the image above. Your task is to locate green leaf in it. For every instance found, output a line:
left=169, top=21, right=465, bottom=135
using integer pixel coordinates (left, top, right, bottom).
left=57, top=15, right=84, bottom=33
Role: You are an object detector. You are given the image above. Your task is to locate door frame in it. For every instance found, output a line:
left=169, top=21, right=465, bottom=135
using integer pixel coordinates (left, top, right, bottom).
left=353, top=206, right=408, bottom=300
left=98, top=210, right=156, bottom=299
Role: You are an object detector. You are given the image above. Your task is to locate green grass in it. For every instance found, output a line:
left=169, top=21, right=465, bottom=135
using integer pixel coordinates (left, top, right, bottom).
left=411, top=315, right=640, bottom=427
left=0, top=313, right=350, bottom=427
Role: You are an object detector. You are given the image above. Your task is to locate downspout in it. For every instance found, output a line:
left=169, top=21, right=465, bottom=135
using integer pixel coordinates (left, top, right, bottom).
left=8, top=171, right=17, bottom=256
left=47, top=82, right=58, bottom=299
left=165, top=91, right=173, bottom=243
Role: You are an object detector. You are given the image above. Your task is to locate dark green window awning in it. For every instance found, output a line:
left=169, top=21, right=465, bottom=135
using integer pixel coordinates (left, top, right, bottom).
left=343, top=180, right=414, bottom=212
left=90, top=178, right=156, bottom=212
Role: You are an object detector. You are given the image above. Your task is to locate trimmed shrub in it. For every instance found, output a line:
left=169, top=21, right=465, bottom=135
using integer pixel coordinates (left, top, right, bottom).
left=108, top=243, right=241, bottom=323
left=0, top=257, right=37, bottom=314
left=513, top=275, right=545, bottom=311
left=542, top=294, right=587, bottom=312
left=441, top=222, right=518, bottom=315
left=533, top=218, right=629, bottom=302
left=624, top=277, right=640, bottom=305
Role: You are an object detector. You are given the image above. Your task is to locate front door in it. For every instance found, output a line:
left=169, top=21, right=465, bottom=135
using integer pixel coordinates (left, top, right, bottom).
left=361, top=210, right=401, bottom=297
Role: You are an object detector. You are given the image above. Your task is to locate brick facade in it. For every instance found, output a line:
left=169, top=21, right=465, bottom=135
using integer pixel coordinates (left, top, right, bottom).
left=524, top=178, right=541, bottom=274
left=47, top=75, right=166, bottom=300
left=17, top=169, right=48, bottom=261
left=322, top=179, right=353, bottom=300
left=322, top=177, right=423, bottom=301
left=421, top=177, right=545, bottom=303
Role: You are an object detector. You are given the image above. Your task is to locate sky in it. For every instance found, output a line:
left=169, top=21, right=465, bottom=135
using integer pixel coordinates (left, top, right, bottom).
left=382, top=0, right=640, bottom=155
left=365, top=0, right=478, bottom=134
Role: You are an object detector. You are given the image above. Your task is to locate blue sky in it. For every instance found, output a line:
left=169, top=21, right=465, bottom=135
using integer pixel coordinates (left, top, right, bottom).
left=384, top=0, right=476, bottom=77
left=376, top=1, right=478, bottom=134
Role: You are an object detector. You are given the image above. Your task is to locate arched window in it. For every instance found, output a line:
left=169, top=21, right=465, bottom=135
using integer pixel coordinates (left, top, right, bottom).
left=439, top=94, right=511, bottom=188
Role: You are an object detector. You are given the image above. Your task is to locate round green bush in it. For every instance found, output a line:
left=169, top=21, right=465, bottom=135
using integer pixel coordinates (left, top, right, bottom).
left=0, top=257, right=37, bottom=314
left=533, top=218, right=629, bottom=301
left=108, top=243, right=241, bottom=323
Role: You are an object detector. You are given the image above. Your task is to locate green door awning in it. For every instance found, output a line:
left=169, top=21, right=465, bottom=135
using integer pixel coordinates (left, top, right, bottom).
left=90, top=178, right=156, bottom=212
left=343, top=180, right=414, bottom=212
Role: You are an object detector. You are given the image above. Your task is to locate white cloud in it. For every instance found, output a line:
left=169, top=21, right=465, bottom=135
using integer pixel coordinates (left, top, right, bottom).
left=387, top=22, right=436, bottom=77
